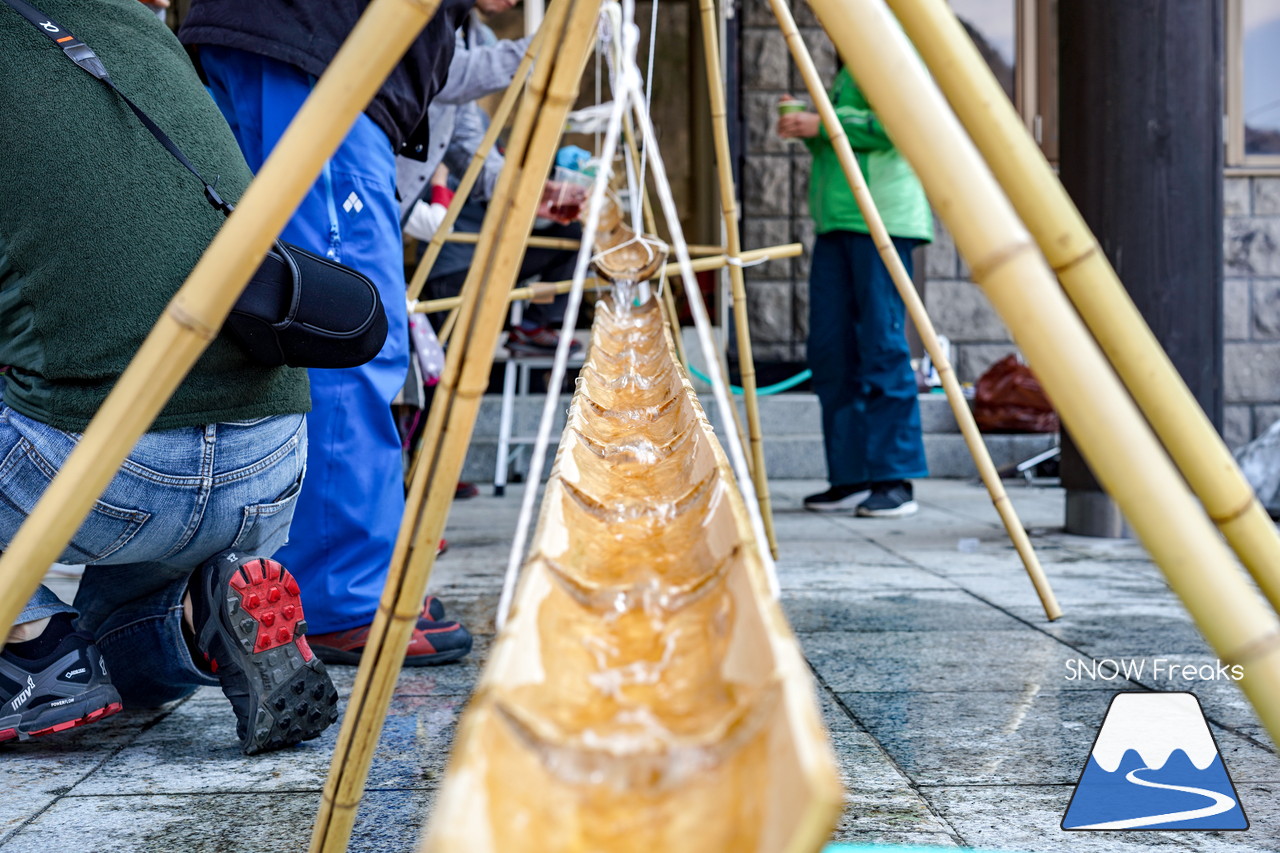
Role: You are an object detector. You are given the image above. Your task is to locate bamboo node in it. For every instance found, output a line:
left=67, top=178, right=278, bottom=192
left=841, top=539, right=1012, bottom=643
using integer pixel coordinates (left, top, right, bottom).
left=165, top=302, right=219, bottom=341
left=1207, top=493, right=1259, bottom=526
left=968, top=239, right=1043, bottom=283
left=1224, top=629, right=1280, bottom=668
left=1051, top=243, right=1101, bottom=276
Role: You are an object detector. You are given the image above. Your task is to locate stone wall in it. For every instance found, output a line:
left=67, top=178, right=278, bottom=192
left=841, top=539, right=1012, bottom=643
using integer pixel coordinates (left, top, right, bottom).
left=734, top=0, right=1280, bottom=448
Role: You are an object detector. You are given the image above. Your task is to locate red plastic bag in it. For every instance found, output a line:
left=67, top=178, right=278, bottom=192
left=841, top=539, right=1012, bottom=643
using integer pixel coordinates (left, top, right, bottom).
left=973, top=354, right=1060, bottom=433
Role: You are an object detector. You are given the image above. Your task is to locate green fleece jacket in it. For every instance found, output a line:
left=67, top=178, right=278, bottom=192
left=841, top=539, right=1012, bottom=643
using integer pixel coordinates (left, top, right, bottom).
left=804, top=68, right=933, bottom=242
left=0, top=0, right=308, bottom=431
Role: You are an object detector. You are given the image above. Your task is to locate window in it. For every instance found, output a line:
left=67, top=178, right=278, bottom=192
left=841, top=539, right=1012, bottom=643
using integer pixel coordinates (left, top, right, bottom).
left=950, top=0, right=1059, bottom=161
left=1229, top=0, right=1280, bottom=167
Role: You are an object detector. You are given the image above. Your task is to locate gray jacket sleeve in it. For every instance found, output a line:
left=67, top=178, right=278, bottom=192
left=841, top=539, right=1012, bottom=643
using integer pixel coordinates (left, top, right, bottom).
left=434, top=34, right=532, bottom=105
left=444, top=101, right=506, bottom=203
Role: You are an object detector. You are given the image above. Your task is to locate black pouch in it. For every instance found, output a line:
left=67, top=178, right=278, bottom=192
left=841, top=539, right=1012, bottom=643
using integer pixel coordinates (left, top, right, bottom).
left=225, top=241, right=389, bottom=369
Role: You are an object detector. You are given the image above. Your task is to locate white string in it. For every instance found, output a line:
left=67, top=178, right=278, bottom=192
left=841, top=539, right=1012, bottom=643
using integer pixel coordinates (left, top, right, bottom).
left=496, top=6, right=634, bottom=631
left=638, top=0, right=659, bottom=200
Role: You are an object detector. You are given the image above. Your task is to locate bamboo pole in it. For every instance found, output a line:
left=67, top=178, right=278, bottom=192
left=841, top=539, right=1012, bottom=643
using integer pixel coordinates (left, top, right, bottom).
left=309, top=0, right=602, bottom=848
left=405, top=19, right=549, bottom=302
left=409, top=243, right=803, bottom=312
left=808, top=0, right=1280, bottom=743
left=0, top=0, right=445, bottom=649
left=886, top=0, right=1280, bottom=616
left=767, top=0, right=1059, bottom=620
left=442, top=229, right=724, bottom=255
left=696, top=0, right=779, bottom=559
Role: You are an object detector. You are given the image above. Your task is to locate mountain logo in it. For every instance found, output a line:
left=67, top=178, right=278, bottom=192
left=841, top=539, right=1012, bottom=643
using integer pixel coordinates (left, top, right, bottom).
left=1062, top=692, right=1248, bottom=831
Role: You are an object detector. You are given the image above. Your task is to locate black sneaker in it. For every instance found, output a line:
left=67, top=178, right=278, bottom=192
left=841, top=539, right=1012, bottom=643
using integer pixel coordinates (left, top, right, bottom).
left=191, top=552, right=339, bottom=755
left=803, top=482, right=871, bottom=512
left=0, top=618, right=122, bottom=743
left=856, top=481, right=919, bottom=518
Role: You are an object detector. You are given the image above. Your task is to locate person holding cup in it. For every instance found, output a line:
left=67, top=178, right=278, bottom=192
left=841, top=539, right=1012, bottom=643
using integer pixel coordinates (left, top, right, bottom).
left=776, top=68, right=933, bottom=518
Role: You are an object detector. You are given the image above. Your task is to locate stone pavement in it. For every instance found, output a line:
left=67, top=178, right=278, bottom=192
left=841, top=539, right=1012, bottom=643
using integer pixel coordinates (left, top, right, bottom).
left=3, top=478, right=1278, bottom=852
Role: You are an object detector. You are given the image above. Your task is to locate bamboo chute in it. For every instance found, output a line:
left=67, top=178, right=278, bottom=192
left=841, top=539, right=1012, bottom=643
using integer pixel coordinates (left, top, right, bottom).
left=310, top=0, right=605, bottom=848
left=422, top=296, right=841, bottom=852
left=766, top=0, right=1059, bottom=621
left=887, top=0, right=1280, bottom=616
left=0, top=0, right=446, bottom=648
left=811, top=0, right=1280, bottom=745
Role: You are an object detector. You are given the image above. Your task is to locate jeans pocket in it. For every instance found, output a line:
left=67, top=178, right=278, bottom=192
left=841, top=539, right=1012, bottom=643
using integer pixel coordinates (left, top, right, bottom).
left=0, top=438, right=151, bottom=563
left=229, top=461, right=306, bottom=555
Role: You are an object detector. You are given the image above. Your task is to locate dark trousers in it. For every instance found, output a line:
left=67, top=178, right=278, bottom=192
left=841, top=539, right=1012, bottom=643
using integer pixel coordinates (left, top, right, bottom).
left=808, top=230, right=928, bottom=485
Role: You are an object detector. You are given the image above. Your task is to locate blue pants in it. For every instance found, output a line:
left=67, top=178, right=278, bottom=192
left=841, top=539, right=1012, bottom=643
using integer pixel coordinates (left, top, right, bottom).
left=201, top=47, right=410, bottom=633
left=807, top=231, right=928, bottom=485
left=8, top=406, right=306, bottom=705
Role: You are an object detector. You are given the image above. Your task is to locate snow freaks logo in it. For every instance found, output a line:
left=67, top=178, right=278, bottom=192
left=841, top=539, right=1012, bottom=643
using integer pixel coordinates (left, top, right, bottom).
left=1062, top=692, right=1248, bottom=831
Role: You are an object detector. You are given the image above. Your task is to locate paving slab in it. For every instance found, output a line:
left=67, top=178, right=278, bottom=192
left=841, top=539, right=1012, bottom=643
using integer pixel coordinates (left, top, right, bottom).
left=4, top=478, right=1278, bottom=852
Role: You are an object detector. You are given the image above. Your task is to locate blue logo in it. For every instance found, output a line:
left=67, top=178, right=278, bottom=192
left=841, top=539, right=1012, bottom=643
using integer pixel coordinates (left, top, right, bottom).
left=1062, top=692, right=1247, bottom=830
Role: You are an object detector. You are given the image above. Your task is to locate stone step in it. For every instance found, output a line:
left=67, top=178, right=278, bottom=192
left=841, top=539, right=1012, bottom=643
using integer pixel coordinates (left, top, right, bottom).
left=456, top=392, right=1057, bottom=482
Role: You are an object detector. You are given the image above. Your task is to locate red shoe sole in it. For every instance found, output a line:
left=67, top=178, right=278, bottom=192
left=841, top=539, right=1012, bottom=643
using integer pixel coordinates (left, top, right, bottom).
left=228, top=558, right=314, bottom=661
left=0, top=701, right=125, bottom=743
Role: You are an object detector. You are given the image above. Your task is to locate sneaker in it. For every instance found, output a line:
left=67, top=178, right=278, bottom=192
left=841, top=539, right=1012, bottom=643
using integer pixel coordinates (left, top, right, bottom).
left=506, top=325, right=582, bottom=355
left=422, top=595, right=446, bottom=622
left=0, top=618, right=123, bottom=743
left=191, top=552, right=339, bottom=755
left=307, top=599, right=471, bottom=667
left=455, top=481, right=479, bottom=500
left=856, top=481, right=918, bottom=518
left=803, top=482, right=871, bottom=512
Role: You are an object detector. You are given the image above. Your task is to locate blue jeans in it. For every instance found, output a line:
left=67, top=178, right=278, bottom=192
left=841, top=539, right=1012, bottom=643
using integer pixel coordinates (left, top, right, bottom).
left=808, top=231, right=928, bottom=485
left=7, top=406, right=307, bottom=705
left=201, top=46, right=410, bottom=633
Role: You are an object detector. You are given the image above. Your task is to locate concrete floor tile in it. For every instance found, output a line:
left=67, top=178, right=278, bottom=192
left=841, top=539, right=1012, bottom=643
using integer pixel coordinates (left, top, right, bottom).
left=1012, top=613, right=1217, bottom=662
left=923, top=785, right=1213, bottom=852
left=0, top=792, right=321, bottom=853
left=829, top=728, right=917, bottom=793
left=75, top=693, right=463, bottom=796
left=784, top=590, right=1026, bottom=634
left=838, top=690, right=1114, bottom=786
left=778, top=564, right=957, bottom=593
left=826, top=831, right=963, bottom=848
left=802, top=630, right=1117, bottom=694
left=832, top=787, right=955, bottom=837
left=0, top=707, right=159, bottom=842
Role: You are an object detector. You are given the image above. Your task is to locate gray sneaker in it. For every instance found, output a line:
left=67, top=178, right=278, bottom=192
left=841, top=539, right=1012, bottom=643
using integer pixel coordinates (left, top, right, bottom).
left=856, top=481, right=918, bottom=518
left=0, top=620, right=122, bottom=743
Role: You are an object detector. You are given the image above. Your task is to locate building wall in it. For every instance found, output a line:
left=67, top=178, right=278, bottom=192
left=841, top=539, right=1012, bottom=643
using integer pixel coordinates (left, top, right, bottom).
left=735, top=0, right=1280, bottom=448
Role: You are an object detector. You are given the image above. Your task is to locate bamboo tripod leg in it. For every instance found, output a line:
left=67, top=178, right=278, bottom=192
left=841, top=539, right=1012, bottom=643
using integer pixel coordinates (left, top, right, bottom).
left=309, top=1, right=602, bottom=849
left=768, top=0, right=1059, bottom=620
left=888, top=0, right=1280, bottom=616
left=810, top=0, right=1280, bottom=744
left=697, top=0, right=779, bottom=558
left=0, top=0, right=444, bottom=647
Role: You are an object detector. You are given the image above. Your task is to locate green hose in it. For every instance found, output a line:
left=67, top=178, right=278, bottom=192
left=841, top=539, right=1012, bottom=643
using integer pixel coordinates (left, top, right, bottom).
left=685, top=364, right=812, bottom=396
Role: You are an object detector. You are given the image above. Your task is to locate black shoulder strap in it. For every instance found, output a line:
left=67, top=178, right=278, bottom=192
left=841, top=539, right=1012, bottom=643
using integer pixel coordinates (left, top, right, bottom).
left=1, top=0, right=234, bottom=215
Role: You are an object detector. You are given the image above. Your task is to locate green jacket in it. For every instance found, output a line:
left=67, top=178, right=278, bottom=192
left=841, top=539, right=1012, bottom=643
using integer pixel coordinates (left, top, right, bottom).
left=0, top=0, right=309, bottom=431
left=804, top=68, right=933, bottom=242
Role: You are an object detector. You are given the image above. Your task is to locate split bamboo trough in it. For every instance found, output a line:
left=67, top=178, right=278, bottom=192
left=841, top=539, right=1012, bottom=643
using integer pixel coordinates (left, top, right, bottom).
left=421, top=296, right=842, bottom=852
